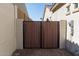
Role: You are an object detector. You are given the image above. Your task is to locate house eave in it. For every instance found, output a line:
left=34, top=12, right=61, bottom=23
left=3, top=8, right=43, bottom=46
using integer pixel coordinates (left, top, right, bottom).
left=50, top=3, right=66, bottom=13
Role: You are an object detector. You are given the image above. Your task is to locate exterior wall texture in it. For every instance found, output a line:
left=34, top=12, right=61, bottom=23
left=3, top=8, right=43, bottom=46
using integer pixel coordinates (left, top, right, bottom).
left=0, top=3, right=29, bottom=55
left=0, top=4, right=17, bottom=55
left=51, top=3, right=79, bottom=55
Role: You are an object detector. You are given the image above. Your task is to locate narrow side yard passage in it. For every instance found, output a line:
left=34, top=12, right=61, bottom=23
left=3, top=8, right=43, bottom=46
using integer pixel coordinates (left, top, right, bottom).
left=12, top=49, right=73, bottom=56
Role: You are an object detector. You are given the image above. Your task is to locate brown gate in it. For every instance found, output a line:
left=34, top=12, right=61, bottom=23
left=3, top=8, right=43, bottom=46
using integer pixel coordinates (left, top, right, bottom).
left=23, top=21, right=59, bottom=49
left=42, top=21, right=59, bottom=48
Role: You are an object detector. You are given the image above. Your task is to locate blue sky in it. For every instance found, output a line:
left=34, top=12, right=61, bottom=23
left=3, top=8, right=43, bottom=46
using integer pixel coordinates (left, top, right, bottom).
left=26, top=3, right=45, bottom=21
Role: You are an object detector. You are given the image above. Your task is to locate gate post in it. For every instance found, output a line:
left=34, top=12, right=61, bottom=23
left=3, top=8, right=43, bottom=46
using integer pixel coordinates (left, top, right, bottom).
left=60, top=20, right=67, bottom=49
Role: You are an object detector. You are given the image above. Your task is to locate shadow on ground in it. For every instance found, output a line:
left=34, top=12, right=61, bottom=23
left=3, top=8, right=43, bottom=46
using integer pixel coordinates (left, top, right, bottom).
left=12, top=49, right=73, bottom=56
left=65, top=39, right=79, bottom=56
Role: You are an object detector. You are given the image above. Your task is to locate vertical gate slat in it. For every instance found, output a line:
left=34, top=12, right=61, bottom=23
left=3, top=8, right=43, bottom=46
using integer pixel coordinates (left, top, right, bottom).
left=42, top=21, right=59, bottom=48
left=23, top=21, right=41, bottom=48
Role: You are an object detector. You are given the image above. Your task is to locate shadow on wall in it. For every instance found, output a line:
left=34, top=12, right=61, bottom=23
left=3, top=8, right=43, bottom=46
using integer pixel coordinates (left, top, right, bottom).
left=65, top=40, right=79, bottom=56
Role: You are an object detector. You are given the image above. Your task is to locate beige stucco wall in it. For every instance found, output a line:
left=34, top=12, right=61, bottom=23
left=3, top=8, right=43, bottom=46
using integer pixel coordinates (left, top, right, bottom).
left=0, top=3, right=30, bottom=55
left=0, top=4, right=17, bottom=55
